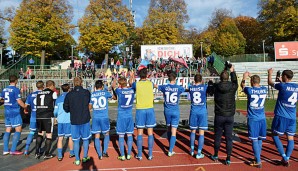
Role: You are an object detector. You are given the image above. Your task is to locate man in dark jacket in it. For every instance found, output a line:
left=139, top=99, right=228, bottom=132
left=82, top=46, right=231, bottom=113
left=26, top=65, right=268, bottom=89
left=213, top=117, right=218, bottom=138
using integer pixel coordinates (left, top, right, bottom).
left=63, top=77, right=91, bottom=166
left=211, top=65, right=238, bottom=165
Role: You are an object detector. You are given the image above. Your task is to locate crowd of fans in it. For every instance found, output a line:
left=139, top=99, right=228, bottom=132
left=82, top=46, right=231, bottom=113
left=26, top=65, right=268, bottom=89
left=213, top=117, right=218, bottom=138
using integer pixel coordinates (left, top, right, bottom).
left=106, top=55, right=214, bottom=79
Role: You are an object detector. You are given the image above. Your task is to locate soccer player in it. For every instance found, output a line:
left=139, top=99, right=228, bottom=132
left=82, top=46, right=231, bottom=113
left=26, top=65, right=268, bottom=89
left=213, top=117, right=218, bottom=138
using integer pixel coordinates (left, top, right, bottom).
left=35, top=80, right=57, bottom=159
left=24, top=80, right=44, bottom=155
left=130, top=68, right=156, bottom=160
left=158, top=71, right=185, bottom=156
left=188, top=74, right=208, bottom=159
left=54, top=84, right=75, bottom=161
left=241, top=72, right=267, bottom=168
left=268, top=68, right=298, bottom=167
left=89, top=80, right=112, bottom=159
left=112, top=77, right=135, bottom=161
left=1, top=75, right=27, bottom=155
left=64, top=77, right=91, bottom=166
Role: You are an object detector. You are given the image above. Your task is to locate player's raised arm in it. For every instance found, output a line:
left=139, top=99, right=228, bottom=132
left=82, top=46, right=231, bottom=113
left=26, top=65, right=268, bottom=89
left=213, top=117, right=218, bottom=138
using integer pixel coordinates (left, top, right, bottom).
left=111, top=77, right=118, bottom=100
left=241, top=71, right=250, bottom=89
left=129, top=70, right=135, bottom=86
left=267, top=68, right=275, bottom=87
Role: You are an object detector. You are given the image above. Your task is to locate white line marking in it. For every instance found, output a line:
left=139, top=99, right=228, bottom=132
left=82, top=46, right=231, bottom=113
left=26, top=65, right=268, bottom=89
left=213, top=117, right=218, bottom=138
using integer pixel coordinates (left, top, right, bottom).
left=95, top=161, right=243, bottom=171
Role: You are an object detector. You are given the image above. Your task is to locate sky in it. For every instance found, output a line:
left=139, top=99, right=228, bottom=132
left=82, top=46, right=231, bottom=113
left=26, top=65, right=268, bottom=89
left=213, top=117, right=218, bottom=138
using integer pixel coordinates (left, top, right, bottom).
left=0, top=0, right=260, bottom=42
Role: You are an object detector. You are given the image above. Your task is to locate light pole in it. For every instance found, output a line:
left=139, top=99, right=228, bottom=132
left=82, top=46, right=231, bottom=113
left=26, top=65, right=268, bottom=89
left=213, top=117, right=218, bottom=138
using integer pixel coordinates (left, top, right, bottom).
left=0, top=43, right=3, bottom=69
left=262, top=40, right=265, bottom=62
left=200, top=42, right=203, bottom=58
left=71, top=45, right=75, bottom=61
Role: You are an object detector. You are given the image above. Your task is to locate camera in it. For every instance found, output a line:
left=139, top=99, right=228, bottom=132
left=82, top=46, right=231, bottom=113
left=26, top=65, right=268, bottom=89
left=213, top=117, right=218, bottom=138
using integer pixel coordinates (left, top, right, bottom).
left=275, top=70, right=281, bottom=82
left=224, top=61, right=232, bottom=70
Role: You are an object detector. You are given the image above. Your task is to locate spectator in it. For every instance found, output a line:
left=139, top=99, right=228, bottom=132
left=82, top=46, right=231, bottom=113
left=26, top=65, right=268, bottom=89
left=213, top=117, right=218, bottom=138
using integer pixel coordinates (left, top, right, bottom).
left=26, top=66, right=32, bottom=79
left=91, top=60, right=95, bottom=70
left=67, top=66, right=72, bottom=79
left=129, top=59, right=133, bottom=71
left=116, top=59, right=121, bottom=73
left=211, top=65, right=238, bottom=165
left=19, top=68, right=24, bottom=79
left=110, top=58, right=114, bottom=72
left=123, top=58, right=127, bottom=68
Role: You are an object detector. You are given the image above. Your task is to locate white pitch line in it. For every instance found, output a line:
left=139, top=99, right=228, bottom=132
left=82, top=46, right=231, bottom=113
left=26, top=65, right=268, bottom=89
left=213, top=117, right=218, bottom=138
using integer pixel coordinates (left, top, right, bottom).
left=94, top=161, right=243, bottom=171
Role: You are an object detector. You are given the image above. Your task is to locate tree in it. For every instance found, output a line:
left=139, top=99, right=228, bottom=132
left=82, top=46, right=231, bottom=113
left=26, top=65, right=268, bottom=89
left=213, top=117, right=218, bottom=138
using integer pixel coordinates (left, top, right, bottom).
left=8, top=0, right=75, bottom=59
left=234, top=16, right=264, bottom=54
left=78, top=0, right=133, bottom=69
left=142, top=9, right=179, bottom=44
left=212, top=18, right=246, bottom=56
left=209, top=8, right=233, bottom=29
left=141, top=0, right=189, bottom=44
left=257, top=0, right=298, bottom=43
left=148, top=0, right=189, bottom=31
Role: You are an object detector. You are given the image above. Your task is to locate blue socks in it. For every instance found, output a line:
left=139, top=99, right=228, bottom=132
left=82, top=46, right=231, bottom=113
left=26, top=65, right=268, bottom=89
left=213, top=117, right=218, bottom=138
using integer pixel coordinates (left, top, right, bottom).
left=119, top=136, right=125, bottom=156
left=11, top=132, right=21, bottom=152
left=169, top=136, right=176, bottom=153
left=3, top=132, right=11, bottom=152
left=103, top=135, right=110, bottom=154
left=258, top=139, right=262, bottom=151
left=94, top=138, right=102, bottom=156
left=167, top=131, right=171, bottom=144
left=25, top=132, right=35, bottom=151
left=273, top=135, right=286, bottom=160
left=190, top=132, right=195, bottom=153
left=286, top=140, right=294, bottom=160
left=198, top=135, right=204, bottom=153
left=252, top=140, right=261, bottom=163
left=83, top=140, right=89, bottom=158
left=58, top=148, right=63, bottom=158
left=74, top=140, right=80, bottom=160
left=70, top=149, right=74, bottom=156
left=148, top=135, right=154, bottom=157
left=137, top=135, right=143, bottom=157
left=127, top=136, right=133, bottom=156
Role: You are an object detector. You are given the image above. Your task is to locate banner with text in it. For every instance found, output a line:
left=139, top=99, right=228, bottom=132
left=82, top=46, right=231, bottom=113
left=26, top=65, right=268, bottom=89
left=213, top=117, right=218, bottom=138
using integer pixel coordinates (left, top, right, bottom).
left=274, top=41, right=298, bottom=60
left=141, top=44, right=193, bottom=60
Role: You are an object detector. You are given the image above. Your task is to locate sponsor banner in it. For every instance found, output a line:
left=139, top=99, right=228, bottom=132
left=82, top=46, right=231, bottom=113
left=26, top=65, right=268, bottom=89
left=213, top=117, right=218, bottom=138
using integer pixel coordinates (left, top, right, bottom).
left=141, top=44, right=193, bottom=60
left=274, top=42, right=298, bottom=59
left=135, top=77, right=219, bottom=99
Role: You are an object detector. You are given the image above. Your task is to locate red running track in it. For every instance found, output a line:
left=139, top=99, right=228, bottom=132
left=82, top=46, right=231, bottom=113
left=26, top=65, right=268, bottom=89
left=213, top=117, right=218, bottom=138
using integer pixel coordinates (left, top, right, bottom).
left=22, top=129, right=298, bottom=171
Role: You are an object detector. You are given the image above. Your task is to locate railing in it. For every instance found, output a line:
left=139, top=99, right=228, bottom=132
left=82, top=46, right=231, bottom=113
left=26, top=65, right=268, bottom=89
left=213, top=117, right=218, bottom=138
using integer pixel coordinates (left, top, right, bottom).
left=0, top=75, right=289, bottom=101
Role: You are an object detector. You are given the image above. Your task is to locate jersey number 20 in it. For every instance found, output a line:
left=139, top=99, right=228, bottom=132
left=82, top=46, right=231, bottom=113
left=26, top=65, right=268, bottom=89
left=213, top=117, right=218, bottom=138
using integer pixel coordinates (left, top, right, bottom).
left=92, top=97, right=107, bottom=108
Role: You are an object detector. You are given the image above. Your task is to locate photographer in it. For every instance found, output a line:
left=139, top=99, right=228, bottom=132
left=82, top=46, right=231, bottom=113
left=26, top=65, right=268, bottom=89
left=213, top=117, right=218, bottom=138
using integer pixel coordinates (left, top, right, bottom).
left=211, top=62, right=238, bottom=165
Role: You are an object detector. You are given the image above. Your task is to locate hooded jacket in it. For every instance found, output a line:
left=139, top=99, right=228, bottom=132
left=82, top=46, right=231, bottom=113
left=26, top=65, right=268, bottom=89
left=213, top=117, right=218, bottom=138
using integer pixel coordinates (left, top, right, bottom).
left=214, top=72, right=238, bottom=117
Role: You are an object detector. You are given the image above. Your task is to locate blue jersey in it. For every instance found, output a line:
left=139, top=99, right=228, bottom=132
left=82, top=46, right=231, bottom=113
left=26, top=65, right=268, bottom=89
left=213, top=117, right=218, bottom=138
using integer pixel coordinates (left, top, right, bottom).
left=244, top=86, right=267, bottom=120
left=25, top=90, right=42, bottom=121
left=189, top=84, right=208, bottom=114
left=54, top=92, right=71, bottom=123
left=274, top=82, right=298, bottom=119
left=1, top=85, right=21, bottom=117
left=90, top=90, right=112, bottom=118
left=115, top=88, right=135, bottom=117
left=158, top=84, right=185, bottom=111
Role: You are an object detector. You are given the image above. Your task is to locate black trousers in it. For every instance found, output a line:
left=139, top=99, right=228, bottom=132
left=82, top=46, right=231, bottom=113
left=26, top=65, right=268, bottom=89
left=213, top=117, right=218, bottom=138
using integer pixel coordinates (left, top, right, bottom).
left=214, top=115, right=234, bottom=156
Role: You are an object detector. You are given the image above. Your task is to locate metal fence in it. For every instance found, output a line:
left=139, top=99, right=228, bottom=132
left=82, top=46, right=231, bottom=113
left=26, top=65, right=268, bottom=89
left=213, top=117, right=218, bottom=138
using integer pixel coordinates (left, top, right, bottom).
left=0, top=76, right=284, bottom=101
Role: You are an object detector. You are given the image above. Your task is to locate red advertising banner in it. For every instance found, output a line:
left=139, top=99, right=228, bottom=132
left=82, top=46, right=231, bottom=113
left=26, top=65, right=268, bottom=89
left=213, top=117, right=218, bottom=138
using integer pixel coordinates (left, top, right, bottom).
left=274, top=42, right=298, bottom=59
